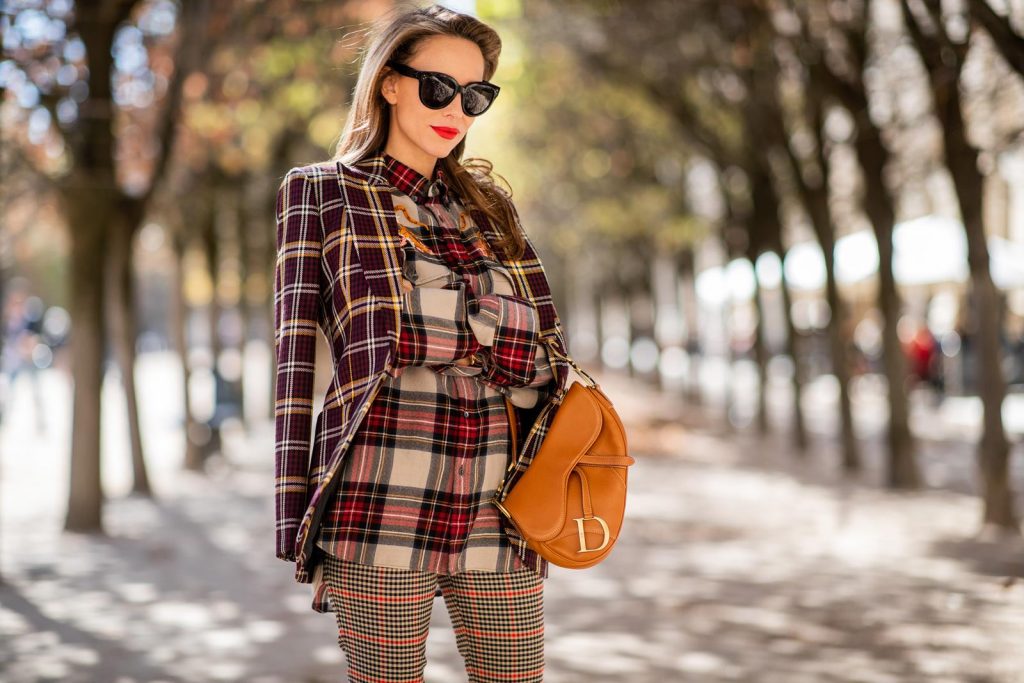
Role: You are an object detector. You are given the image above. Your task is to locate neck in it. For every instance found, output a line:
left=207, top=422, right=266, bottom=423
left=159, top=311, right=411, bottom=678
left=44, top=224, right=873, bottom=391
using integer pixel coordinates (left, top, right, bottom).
left=383, top=137, right=439, bottom=180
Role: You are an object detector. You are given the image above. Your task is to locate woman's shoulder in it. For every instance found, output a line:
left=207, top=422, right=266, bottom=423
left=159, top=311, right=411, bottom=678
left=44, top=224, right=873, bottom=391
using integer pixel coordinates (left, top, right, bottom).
left=277, top=160, right=347, bottom=208
left=279, top=160, right=342, bottom=186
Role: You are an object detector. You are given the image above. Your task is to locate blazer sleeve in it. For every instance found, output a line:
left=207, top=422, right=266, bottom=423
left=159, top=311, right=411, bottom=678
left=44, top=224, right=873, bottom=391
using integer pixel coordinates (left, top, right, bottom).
left=273, top=168, right=322, bottom=562
left=498, top=198, right=573, bottom=397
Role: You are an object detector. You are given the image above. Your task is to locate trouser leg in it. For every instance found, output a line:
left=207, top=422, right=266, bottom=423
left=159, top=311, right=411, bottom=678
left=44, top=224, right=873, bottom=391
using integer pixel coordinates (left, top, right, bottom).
left=438, top=568, right=545, bottom=682
left=321, top=553, right=438, bottom=683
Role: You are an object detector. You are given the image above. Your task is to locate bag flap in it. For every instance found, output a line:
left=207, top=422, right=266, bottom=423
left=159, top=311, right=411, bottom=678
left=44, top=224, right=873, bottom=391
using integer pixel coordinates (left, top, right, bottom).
left=501, top=382, right=603, bottom=540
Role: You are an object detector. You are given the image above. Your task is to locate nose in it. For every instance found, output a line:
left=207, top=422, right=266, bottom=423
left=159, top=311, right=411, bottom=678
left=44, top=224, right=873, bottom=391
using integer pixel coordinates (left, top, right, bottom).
left=444, top=91, right=464, bottom=116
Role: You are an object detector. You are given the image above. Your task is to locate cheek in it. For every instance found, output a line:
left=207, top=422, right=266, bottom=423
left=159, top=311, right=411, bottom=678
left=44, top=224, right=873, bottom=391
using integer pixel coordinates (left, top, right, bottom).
left=395, top=88, right=427, bottom=127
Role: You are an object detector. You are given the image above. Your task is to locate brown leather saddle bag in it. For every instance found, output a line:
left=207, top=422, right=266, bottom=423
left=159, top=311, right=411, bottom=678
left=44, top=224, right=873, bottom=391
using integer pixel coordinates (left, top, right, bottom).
left=494, top=346, right=634, bottom=569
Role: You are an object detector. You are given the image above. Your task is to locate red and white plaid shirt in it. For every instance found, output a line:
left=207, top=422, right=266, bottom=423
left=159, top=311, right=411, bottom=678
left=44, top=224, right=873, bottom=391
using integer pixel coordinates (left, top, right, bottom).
left=314, top=152, right=554, bottom=574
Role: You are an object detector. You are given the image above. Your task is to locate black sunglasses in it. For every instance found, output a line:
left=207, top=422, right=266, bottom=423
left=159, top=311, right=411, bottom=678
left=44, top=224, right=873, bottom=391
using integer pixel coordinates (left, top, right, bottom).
left=385, top=60, right=500, bottom=117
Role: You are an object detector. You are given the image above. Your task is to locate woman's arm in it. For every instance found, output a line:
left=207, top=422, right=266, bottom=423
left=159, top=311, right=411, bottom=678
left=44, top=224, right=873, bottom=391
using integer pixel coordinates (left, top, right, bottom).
left=393, top=282, right=484, bottom=368
left=391, top=277, right=552, bottom=389
left=272, top=168, right=322, bottom=563
left=466, top=292, right=544, bottom=388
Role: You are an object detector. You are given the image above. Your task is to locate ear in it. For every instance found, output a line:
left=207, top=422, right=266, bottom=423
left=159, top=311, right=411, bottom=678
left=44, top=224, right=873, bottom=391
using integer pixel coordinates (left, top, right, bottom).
left=380, top=70, right=399, bottom=106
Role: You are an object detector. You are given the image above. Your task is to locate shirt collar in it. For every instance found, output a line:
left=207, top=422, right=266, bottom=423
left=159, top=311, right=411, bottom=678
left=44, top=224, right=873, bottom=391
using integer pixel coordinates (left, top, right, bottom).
left=381, top=151, right=452, bottom=205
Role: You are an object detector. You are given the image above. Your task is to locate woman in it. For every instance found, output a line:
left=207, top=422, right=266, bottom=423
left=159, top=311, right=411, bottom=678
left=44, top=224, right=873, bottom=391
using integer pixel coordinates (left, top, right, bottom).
left=273, top=4, right=578, bottom=681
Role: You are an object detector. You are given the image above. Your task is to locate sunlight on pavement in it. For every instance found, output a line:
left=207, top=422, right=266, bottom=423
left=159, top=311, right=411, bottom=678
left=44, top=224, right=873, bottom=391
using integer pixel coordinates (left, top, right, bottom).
left=1, top=359, right=1022, bottom=681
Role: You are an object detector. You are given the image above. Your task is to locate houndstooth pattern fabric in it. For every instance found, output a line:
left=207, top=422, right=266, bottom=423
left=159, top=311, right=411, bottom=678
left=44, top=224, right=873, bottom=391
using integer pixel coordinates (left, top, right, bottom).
left=321, top=552, right=545, bottom=682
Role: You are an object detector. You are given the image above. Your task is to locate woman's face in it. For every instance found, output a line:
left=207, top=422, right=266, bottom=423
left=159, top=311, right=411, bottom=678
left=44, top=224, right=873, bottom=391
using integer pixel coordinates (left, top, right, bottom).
left=381, top=35, right=487, bottom=169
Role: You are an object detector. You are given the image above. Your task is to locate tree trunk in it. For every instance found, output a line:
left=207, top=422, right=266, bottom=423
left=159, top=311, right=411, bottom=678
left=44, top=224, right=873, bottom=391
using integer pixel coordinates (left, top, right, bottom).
left=777, top=78, right=860, bottom=469
left=678, top=250, right=703, bottom=405
left=971, top=276, right=1016, bottom=530
left=172, top=230, right=203, bottom=471
left=60, top=1, right=131, bottom=532
left=801, top=0, right=918, bottom=486
left=748, top=162, right=808, bottom=451
left=108, top=204, right=152, bottom=496
left=629, top=280, right=657, bottom=386
left=941, top=94, right=1017, bottom=531
left=901, top=1, right=1015, bottom=523
left=776, top=256, right=809, bottom=453
left=202, top=189, right=223, bottom=465
left=854, top=127, right=920, bottom=488
left=823, top=236, right=859, bottom=470
left=266, top=199, right=278, bottom=421
left=751, top=263, right=770, bottom=436
left=62, top=185, right=112, bottom=532
left=234, top=185, right=250, bottom=426
left=793, top=160, right=858, bottom=466
left=721, top=280, right=736, bottom=433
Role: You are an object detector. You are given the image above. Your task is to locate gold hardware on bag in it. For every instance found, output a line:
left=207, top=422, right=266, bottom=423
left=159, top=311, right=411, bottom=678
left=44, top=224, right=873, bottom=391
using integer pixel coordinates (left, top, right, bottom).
left=574, top=516, right=611, bottom=552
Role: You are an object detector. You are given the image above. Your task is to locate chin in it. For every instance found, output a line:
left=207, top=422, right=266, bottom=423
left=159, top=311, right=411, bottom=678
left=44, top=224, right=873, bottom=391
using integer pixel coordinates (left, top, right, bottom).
left=420, top=139, right=457, bottom=158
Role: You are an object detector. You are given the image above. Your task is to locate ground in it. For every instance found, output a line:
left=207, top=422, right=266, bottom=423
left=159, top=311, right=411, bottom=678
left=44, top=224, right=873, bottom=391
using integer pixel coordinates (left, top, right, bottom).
left=1, top=352, right=1023, bottom=682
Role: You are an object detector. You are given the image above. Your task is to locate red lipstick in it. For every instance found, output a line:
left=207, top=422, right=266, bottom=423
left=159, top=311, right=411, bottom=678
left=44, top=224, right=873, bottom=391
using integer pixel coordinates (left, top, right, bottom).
left=431, top=125, right=459, bottom=140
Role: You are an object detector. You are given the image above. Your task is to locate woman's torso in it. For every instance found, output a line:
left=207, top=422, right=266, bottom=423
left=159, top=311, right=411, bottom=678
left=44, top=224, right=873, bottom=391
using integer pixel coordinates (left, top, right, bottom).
left=314, top=176, right=531, bottom=574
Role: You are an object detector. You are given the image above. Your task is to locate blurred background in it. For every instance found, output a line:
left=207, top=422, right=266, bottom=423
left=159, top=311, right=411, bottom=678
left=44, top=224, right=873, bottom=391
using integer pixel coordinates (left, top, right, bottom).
left=2, top=0, right=1024, bottom=681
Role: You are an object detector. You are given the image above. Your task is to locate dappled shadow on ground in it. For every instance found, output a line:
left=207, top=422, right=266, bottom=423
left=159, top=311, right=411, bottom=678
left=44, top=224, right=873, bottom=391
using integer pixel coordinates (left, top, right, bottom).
left=2, top=371, right=1023, bottom=682
left=549, top=452, right=1024, bottom=682
left=0, top=469, right=345, bottom=683
left=546, top=372, right=1024, bottom=682
left=929, top=536, right=1024, bottom=580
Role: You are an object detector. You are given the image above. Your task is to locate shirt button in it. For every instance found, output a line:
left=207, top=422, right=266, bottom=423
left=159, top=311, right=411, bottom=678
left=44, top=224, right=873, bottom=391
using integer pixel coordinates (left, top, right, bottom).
left=459, top=466, right=465, bottom=475
left=462, top=410, right=470, bottom=417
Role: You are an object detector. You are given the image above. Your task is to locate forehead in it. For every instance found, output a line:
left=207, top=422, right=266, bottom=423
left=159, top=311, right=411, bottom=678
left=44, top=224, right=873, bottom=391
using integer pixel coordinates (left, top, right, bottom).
left=408, top=35, right=486, bottom=84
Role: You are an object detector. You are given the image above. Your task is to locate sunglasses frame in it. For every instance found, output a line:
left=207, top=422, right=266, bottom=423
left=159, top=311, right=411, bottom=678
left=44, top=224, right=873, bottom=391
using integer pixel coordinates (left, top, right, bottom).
left=385, top=60, right=500, bottom=117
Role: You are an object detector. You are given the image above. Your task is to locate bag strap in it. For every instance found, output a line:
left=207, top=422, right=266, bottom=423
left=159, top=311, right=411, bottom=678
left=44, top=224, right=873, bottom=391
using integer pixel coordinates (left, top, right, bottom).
left=504, top=396, right=518, bottom=453
left=544, top=338, right=598, bottom=389
left=495, top=343, right=599, bottom=502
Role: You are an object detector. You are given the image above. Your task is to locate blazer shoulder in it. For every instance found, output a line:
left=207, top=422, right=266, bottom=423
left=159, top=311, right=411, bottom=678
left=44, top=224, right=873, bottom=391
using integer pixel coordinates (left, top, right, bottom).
left=277, top=160, right=344, bottom=209
left=279, top=160, right=341, bottom=186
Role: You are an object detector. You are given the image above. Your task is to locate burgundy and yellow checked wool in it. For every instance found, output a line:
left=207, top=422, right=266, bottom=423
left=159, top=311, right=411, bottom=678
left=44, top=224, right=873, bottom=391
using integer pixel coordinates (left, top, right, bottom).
left=314, top=152, right=554, bottom=575
left=321, top=553, right=545, bottom=682
left=273, top=150, right=575, bottom=614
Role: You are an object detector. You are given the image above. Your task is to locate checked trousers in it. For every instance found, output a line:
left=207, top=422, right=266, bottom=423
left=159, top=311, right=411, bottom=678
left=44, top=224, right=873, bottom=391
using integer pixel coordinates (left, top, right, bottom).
left=321, top=553, right=546, bottom=682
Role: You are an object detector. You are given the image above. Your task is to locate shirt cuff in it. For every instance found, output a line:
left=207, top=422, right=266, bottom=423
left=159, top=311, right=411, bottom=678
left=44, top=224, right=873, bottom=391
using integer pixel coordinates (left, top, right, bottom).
left=466, top=293, right=540, bottom=387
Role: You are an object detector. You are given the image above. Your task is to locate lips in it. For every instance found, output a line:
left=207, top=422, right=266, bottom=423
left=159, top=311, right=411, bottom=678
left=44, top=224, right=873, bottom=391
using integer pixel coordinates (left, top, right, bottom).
left=431, top=126, right=459, bottom=140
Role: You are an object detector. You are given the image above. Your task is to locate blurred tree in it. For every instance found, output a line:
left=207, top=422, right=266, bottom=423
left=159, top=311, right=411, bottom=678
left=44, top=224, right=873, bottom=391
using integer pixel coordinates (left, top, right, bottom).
left=794, top=0, right=921, bottom=488
left=969, top=0, right=1024, bottom=76
left=163, top=0, right=370, bottom=466
left=2, top=0, right=205, bottom=528
left=556, top=0, right=812, bottom=450
left=0, top=0, right=368, bottom=521
left=769, top=13, right=860, bottom=469
left=901, top=0, right=1018, bottom=532
left=482, top=3, right=704, bottom=386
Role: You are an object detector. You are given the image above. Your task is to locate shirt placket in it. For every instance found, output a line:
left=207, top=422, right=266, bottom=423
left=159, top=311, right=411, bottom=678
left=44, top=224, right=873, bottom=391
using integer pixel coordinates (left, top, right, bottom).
left=425, top=196, right=481, bottom=573
left=446, top=373, right=475, bottom=573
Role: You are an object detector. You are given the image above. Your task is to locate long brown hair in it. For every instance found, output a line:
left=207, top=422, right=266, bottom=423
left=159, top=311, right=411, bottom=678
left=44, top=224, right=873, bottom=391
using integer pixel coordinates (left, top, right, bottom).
left=334, top=3, right=525, bottom=261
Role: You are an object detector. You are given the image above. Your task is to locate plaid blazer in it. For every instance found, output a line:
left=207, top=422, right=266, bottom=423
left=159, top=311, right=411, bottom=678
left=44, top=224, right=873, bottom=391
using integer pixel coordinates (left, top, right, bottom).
left=274, top=154, right=573, bottom=613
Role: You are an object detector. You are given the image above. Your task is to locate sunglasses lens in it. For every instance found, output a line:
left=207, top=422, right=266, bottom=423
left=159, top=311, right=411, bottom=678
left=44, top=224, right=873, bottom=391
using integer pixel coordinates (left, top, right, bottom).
left=420, top=74, right=456, bottom=109
left=463, top=86, right=497, bottom=115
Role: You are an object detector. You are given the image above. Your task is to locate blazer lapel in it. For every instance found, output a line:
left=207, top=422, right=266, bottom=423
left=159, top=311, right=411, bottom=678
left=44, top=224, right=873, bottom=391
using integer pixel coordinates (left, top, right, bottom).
left=335, top=158, right=403, bottom=329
